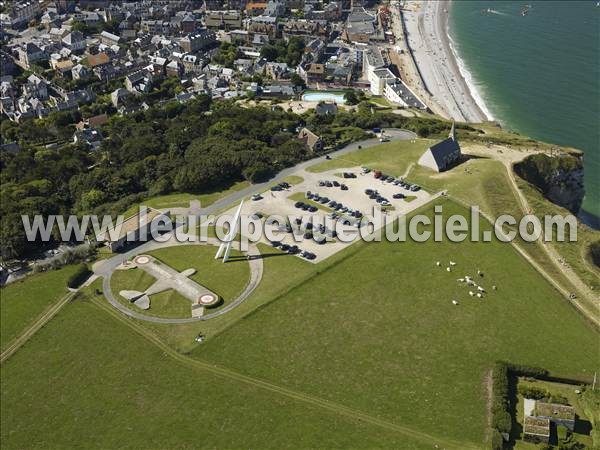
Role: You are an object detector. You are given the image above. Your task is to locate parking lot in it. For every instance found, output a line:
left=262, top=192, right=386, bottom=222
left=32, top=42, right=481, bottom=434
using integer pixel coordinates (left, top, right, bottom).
left=213, top=165, right=435, bottom=263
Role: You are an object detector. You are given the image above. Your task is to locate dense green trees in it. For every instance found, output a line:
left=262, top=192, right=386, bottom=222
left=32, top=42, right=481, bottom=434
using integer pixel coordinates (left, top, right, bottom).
left=1, top=91, right=456, bottom=260
left=212, top=42, right=238, bottom=68
left=260, top=37, right=305, bottom=66
left=0, top=96, right=310, bottom=259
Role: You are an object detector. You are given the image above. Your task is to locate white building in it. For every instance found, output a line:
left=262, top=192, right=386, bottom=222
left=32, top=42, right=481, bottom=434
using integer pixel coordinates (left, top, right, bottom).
left=369, top=67, right=395, bottom=96
left=384, top=77, right=426, bottom=109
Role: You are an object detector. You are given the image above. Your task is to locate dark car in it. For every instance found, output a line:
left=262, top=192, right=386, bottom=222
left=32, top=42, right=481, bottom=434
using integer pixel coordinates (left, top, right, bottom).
left=308, top=206, right=317, bottom=213
left=280, top=244, right=290, bottom=251
left=295, top=201, right=304, bottom=208
left=340, top=184, right=348, bottom=191
left=393, top=193, right=405, bottom=199
left=332, top=180, right=340, bottom=187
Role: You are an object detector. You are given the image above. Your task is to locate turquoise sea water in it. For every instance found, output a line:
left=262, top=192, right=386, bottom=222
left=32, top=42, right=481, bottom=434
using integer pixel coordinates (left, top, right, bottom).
left=449, top=1, right=599, bottom=223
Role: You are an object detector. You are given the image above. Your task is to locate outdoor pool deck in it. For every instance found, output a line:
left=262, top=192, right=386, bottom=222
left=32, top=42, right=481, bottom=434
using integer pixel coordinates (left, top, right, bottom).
left=301, top=91, right=347, bottom=104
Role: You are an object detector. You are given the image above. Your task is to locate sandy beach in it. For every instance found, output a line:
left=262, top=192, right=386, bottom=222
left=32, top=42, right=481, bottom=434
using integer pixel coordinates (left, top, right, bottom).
left=398, top=0, right=491, bottom=123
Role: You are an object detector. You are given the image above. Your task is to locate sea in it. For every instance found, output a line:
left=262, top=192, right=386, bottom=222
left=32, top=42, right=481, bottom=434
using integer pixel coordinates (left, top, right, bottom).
left=448, top=0, right=600, bottom=227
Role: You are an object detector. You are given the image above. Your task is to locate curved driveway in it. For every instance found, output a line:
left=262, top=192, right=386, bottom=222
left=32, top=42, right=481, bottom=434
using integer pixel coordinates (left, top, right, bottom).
left=95, top=238, right=262, bottom=324
left=201, top=128, right=417, bottom=216
left=95, top=129, right=416, bottom=322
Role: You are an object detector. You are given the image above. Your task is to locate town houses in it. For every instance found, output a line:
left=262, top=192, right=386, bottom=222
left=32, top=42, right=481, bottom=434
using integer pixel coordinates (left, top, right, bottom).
left=1, top=0, right=427, bottom=127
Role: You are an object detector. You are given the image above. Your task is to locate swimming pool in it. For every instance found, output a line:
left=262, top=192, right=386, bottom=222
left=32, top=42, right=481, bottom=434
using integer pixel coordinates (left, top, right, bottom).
left=301, top=91, right=346, bottom=104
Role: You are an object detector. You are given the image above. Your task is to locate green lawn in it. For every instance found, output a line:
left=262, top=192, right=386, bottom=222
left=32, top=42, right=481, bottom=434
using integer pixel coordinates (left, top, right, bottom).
left=110, top=266, right=192, bottom=318
left=192, top=200, right=598, bottom=448
left=136, top=243, right=316, bottom=353
left=122, top=181, right=250, bottom=217
left=279, top=175, right=304, bottom=185
left=368, top=96, right=392, bottom=108
left=2, top=135, right=598, bottom=448
left=0, top=266, right=79, bottom=352
left=109, top=244, right=251, bottom=319
left=0, top=291, right=430, bottom=449
left=1, top=201, right=597, bottom=448
left=307, top=139, right=433, bottom=174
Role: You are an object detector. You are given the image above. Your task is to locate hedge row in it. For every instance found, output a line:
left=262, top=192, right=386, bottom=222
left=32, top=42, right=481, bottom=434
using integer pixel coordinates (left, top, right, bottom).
left=517, top=385, right=569, bottom=405
left=489, top=362, right=550, bottom=449
left=67, top=264, right=91, bottom=289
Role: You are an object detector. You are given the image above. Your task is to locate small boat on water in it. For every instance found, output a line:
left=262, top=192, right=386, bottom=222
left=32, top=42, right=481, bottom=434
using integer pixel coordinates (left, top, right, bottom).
left=521, top=4, right=532, bottom=16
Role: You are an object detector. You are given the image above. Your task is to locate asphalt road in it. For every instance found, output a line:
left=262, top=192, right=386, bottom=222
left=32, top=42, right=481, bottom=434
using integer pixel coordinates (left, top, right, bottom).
left=94, top=128, right=417, bottom=322
left=201, top=128, right=417, bottom=216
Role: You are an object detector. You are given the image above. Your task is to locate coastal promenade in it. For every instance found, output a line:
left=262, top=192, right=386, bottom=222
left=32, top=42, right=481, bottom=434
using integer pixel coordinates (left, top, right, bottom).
left=395, top=0, right=490, bottom=123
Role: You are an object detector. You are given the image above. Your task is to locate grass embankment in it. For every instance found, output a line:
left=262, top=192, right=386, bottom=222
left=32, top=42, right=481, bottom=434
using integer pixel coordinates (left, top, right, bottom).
left=406, top=144, right=596, bottom=309
left=110, top=245, right=250, bottom=319
left=0, top=286, right=425, bottom=449
left=0, top=265, right=79, bottom=352
left=307, top=139, right=432, bottom=174
left=194, top=200, right=598, bottom=447
left=279, top=175, right=304, bottom=185
left=122, top=181, right=250, bottom=217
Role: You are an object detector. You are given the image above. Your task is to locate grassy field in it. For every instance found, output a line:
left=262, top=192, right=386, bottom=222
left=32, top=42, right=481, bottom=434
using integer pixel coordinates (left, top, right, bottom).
left=0, top=265, right=79, bottom=352
left=110, top=267, right=192, bottom=318
left=279, top=175, right=304, bottom=185
left=2, top=135, right=598, bottom=448
left=193, top=200, right=598, bottom=447
left=122, top=181, right=250, bottom=217
left=134, top=243, right=317, bottom=352
left=0, top=290, right=431, bottom=449
left=109, top=244, right=250, bottom=318
left=307, top=139, right=433, bottom=174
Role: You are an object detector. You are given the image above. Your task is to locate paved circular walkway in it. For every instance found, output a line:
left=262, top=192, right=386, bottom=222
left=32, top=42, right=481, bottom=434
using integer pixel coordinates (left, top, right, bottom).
left=95, top=238, right=263, bottom=324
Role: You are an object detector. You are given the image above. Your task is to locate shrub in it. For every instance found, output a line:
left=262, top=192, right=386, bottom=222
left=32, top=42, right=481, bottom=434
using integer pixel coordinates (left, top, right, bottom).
left=518, top=385, right=548, bottom=400
left=490, top=429, right=504, bottom=450
left=557, top=424, right=568, bottom=441
left=589, top=240, right=600, bottom=269
left=490, top=362, right=512, bottom=435
left=67, top=264, right=91, bottom=289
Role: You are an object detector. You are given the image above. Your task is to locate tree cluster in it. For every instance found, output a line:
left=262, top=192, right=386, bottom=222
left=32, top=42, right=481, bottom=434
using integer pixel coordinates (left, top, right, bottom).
left=1, top=96, right=310, bottom=260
